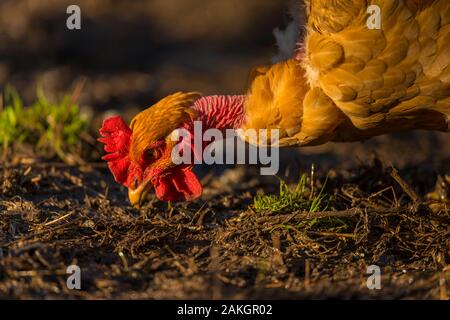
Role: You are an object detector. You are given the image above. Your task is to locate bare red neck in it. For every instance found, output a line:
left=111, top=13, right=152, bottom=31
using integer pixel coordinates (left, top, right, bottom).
left=191, top=95, right=246, bottom=131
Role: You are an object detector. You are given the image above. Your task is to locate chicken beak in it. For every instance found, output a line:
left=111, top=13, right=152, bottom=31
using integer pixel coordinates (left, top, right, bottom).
left=128, top=179, right=152, bottom=208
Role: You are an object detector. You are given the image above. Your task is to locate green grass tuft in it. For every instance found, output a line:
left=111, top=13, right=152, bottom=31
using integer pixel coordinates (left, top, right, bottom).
left=253, top=173, right=332, bottom=213
left=0, top=85, right=88, bottom=163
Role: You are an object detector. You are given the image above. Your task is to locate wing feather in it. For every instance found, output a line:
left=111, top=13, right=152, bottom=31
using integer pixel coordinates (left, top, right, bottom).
left=303, top=0, right=450, bottom=133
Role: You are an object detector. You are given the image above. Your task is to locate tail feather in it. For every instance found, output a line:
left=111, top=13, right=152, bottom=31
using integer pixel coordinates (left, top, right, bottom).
left=272, top=0, right=307, bottom=63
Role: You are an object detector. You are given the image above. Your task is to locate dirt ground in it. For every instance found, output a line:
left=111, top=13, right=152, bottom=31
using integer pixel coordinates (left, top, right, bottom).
left=0, top=139, right=449, bottom=299
left=0, top=0, right=449, bottom=300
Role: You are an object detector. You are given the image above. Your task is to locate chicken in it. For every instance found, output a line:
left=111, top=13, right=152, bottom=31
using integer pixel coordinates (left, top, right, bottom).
left=99, top=0, right=450, bottom=207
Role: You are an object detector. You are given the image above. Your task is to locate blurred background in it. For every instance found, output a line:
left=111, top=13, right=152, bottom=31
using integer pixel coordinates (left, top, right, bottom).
left=0, top=0, right=449, bottom=173
left=0, top=0, right=291, bottom=111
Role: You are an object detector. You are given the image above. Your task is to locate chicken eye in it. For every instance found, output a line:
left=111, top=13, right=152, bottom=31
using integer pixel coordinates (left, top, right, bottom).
left=144, top=148, right=161, bottom=162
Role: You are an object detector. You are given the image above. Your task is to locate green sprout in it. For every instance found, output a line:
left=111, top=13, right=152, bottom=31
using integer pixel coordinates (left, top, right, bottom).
left=253, top=173, right=332, bottom=213
left=0, top=85, right=88, bottom=163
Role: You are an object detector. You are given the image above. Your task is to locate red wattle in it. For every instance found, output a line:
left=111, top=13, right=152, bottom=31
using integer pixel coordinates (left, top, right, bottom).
left=153, top=167, right=202, bottom=202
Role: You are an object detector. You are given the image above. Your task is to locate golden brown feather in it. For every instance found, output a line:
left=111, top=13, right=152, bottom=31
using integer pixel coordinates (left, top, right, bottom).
left=241, top=0, right=450, bottom=147
left=129, top=92, right=199, bottom=162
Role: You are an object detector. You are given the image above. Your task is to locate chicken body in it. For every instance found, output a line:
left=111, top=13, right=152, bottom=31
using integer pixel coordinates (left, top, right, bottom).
left=100, top=0, right=450, bottom=205
left=243, top=0, right=450, bottom=147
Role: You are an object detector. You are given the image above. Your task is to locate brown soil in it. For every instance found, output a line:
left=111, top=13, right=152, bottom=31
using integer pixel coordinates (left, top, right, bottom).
left=1, top=151, right=449, bottom=299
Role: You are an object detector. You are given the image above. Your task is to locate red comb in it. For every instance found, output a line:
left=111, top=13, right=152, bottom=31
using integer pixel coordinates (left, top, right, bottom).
left=98, top=116, right=132, bottom=186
